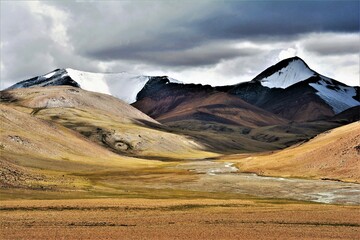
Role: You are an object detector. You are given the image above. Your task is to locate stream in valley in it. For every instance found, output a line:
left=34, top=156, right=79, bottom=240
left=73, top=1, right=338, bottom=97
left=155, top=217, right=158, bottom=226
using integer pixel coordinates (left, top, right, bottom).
left=172, top=161, right=360, bottom=205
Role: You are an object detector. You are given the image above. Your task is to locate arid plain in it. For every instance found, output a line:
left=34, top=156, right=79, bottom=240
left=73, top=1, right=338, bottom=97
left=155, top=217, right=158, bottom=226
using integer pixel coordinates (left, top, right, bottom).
left=1, top=198, right=360, bottom=240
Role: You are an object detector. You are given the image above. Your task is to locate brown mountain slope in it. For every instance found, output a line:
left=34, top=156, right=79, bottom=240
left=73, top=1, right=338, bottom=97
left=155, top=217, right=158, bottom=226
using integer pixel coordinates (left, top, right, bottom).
left=0, top=87, right=214, bottom=160
left=223, top=80, right=335, bottom=122
left=258, top=78, right=335, bottom=122
left=134, top=92, right=288, bottom=128
left=330, top=106, right=360, bottom=123
left=134, top=85, right=344, bottom=154
left=223, top=122, right=360, bottom=182
left=1, top=85, right=158, bottom=124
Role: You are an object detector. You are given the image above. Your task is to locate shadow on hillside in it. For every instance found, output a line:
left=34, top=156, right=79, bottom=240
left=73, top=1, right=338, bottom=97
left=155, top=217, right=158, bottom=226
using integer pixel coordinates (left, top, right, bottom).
left=0, top=91, right=19, bottom=103
left=133, top=117, right=349, bottom=155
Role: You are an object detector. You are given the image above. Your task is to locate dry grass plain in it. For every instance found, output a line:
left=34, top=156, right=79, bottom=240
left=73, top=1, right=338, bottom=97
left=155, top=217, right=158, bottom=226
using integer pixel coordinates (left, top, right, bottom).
left=1, top=198, right=360, bottom=240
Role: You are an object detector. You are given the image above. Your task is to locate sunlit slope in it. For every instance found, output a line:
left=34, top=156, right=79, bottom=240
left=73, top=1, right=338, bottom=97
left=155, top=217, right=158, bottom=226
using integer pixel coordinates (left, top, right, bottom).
left=0, top=104, right=165, bottom=188
left=226, top=122, right=360, bottom=182
left=1, top=86, right=214, bottom=160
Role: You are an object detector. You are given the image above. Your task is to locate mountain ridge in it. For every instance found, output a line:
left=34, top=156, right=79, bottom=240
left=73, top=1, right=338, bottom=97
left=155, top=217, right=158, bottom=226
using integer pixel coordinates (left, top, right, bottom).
left=6, top=68, right=181, bottom=104
left=5, top=56, right=360, bottom=122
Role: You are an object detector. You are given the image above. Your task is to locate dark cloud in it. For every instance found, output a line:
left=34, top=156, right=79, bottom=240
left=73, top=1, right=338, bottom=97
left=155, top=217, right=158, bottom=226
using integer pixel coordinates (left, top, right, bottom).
left=302, top=34, right=359, bottom=56
left=191, top=1, right=359, bottom=39
left=88, top=43, right=261, bottom=67
left=148, top=46, right=261, bottom=67
left=46, top=1, right=360, bottom=65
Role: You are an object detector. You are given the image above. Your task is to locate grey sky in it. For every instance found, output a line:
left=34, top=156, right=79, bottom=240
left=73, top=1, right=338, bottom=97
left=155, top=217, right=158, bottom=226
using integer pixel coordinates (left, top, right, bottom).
left=1, top=1, right=359, bottom=88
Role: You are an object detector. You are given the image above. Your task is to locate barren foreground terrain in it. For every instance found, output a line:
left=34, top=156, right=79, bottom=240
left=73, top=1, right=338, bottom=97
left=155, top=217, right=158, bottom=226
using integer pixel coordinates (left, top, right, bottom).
left=1, top=198, right=359, bottom=240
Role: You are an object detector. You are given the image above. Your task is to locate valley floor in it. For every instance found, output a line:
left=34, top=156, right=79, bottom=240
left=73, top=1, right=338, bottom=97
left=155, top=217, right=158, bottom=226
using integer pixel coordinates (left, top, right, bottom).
left=1, top=159, right=360, bottom=240
left=1, top=198, right=359, bottom=240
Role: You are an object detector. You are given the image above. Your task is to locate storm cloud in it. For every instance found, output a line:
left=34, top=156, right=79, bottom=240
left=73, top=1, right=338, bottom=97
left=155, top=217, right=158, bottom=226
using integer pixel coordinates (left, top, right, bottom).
left=88, top=42, right=262, bottom=67
left=1, top=1, right=359, bottom=88
left=301, top=33, right=359, bottom=56
left=191, top=1, right=359, bottom=38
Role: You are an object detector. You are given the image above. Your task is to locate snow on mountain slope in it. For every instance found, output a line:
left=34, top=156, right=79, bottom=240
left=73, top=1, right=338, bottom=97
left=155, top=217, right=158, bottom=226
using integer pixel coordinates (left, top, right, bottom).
left=65, top=68, right=112, bottom=96
left=65, top=68, right=151, bottom=103
left=309, top=78, right=360, bottom=114
left=260, top=58, right=315, bottom=89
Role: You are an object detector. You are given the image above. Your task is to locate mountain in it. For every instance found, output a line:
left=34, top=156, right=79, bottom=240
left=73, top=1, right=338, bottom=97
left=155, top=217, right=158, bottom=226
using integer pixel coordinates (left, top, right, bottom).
left=129, top=57, right=359, bottom=153
left=133, top=75, right=343, bottom=153
left=0, top=86, right=213, bottom=160
left=133, top=79, right=287, bottom=128
left=6, top=68, right=181, bottom=104
left=135, top=57, right=359, bottom=122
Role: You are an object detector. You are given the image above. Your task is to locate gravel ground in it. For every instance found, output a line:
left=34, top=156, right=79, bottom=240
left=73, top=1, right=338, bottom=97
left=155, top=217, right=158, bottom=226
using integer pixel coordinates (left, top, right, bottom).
left=1, top=198, right=359, bottom=240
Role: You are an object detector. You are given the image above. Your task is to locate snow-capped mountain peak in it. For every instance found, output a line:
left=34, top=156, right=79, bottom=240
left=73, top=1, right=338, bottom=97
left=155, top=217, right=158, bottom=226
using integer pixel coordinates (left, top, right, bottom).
left=254, top=57, right=315, bottom=89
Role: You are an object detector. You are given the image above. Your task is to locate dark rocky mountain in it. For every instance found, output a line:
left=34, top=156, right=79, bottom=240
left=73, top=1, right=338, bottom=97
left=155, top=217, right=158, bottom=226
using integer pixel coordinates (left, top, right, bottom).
left=134, top=89, right=288, bottom=128
left=7, top=69, right=80, bottom=90
left=330, top=106, right=360, bottom=124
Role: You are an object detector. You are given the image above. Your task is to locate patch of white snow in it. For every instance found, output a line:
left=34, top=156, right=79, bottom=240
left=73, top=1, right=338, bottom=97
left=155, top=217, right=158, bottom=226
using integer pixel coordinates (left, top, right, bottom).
left=43, top=70, right=57, bottom=79
left=65, top=69, right=152, bottom=103
left=65, top=68, right=112, bottom=97
left=168, top=77, right=183, bottom=84
left=309, top=79, right=359, bottom=114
